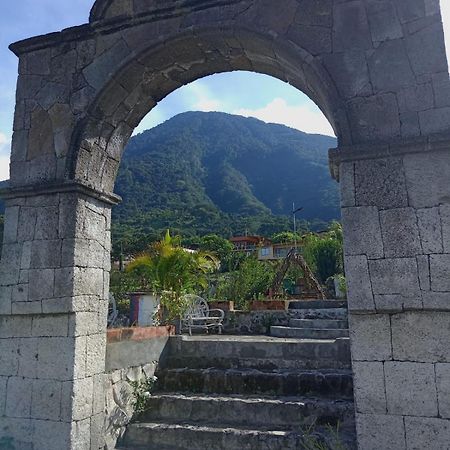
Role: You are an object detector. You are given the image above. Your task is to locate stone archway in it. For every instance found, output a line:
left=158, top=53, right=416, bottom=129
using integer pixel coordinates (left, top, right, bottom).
left=1, top=1, right=450, bottom=449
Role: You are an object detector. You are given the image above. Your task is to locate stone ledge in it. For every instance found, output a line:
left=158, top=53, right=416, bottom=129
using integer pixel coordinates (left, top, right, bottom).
left=9, top=0, right=244, bottom=56
left=329, top=133, right=450, bottom=180
left=0, top=180, right=122, bottom=205
left=107, top=325, right=175, bottom=343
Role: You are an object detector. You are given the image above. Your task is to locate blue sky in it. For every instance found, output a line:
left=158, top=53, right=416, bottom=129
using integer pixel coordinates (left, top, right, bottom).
left=0, top=1, right=450, bottom=181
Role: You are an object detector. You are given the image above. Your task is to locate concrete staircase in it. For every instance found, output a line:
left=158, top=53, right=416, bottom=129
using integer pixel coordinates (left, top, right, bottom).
left=118, top=303, right=356, bottom=450
left=271, top=300, right=349, bottom=340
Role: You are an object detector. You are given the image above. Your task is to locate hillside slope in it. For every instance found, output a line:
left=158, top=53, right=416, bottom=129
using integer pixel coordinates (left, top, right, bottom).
left=113, top=111, right=339, bottom=238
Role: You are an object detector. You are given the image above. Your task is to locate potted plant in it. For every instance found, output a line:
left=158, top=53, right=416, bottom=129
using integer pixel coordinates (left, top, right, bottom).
left=127, top=230, right=218, bottom=331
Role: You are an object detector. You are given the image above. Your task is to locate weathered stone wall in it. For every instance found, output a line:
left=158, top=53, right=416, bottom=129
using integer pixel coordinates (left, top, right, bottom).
left=0, top=190, right=113, bottom=449
left=336, top=139, right=450, bottom=449
left=103, top=326, right=173, bottom=449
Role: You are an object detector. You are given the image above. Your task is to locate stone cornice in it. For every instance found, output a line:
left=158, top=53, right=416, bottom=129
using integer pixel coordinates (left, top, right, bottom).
left=329, top=133, right=450, bottom=181
left=9, top=0, right=245, bottom=56
left=0, top=180, right=122, bottom=205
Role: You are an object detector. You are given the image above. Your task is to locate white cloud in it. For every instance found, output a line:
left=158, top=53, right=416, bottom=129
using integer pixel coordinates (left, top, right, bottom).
left=0, top=132, right=11, bottom=181
left=441, top=2, right=450, bottom=69
left=194, top=98, right=222, bottom=112
left=234, top=98, right=335, bottom=136
left=0, top=155, right=10, bottom=181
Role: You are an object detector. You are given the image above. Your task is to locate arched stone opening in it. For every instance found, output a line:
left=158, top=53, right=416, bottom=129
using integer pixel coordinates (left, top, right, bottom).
left=1, top=0, right=450, bottom=449
left=70, top=27, right=349, bottom=192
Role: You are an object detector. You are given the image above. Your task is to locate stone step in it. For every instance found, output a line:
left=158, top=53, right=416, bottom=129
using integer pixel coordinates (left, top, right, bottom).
left=161, top=335, right=351, bottom=370
left=289, top=318, right=348, bottom=329
left=271, top=326, right=349, bottom=340
left=120, top=422, right=304, bottom=450
left=140, top=393, right=355, bottom=431
left=155, top=367, right=354, bottom=398
left=288, top=307, right=348, bottom=321
left=288, top=300, right=347, bottom=310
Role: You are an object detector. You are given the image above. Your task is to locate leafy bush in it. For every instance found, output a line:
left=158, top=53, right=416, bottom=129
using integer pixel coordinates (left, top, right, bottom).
left=215, top=256, right=276, bottom=309
left=130, top=375, right=158, bottom=416
left=302, top=222, right=344, bottom=284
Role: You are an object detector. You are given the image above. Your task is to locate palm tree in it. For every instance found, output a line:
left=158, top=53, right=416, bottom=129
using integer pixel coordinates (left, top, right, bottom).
left=127, top=230, right=218, bottom=321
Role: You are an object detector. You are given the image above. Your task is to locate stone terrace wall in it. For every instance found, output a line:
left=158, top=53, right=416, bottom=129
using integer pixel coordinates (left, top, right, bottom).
left=103, top=326, right=174, bottom=449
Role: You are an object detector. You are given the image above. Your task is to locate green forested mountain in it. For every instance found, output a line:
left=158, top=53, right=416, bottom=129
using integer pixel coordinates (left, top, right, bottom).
left=112, top=111, right=339, bottom=252
left=0, top=112, right=340, bottom=254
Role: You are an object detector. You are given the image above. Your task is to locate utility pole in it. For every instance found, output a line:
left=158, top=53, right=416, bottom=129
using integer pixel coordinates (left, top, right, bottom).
left=292, top=202, right=304, bottom=254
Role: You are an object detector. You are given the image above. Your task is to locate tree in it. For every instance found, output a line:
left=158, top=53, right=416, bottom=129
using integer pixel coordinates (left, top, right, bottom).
left=126, top=230, right=219, bottom=321
left=302, top=222, right=344, bottom=284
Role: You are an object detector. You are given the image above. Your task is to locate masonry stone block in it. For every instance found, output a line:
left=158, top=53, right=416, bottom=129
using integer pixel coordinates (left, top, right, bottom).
left=349, top=313, right=392, bottom=361
left=374, top=293, right=422, bottom=312
left=397, top=82, right=434, bottom=113
left=417, top=207, right=443, bottom=254
left=339, top=162, right=355, bottom=207
left=436, top=363, right=450, bottom=419
left=30, top=239, right=62, bottom=269
left=404, top=151, right=450, bottom=208
left=12, top=300, right=42, bottom=315
left=353, top=361, right=386, bottom=414
left=37, top=337, right=77, bottom=381
left=405, top=21, right=448, bottom=77
left=0, top=376, right=6, bottom=416
left=368, top=40, right=415, bottom=93
left=344, top=255, right=375, bottom=311
left=31, top=379, right=62, bottom=420
left=32, top=314, right=69, bottom=337
left=405, top=416, right=450, bottom=450
left=422, top=291, right=450, bottom=310
left=366, top=0, right=403, bottom=43
left=33, top=419, right=71, bottom=450
left=416, top=255, right=430, bottom=291
left=380, top=208, right=421, bottom=257
left=86, top=334, right=107, bottom=377
left=0, top=339, right=19, bottom=376
left=322, top=51, right=372, bottom=100
left=429, top=254, right=450, bottom=291
left=0, top=417, right=33, bottom=449
left=354, top=157, right=408, bottom=209
left=333, top=1, right=372, bottom=52
left=392, top=311, right=450, bottom=362
left=356, top=413, right=406, bottom=450
left=61, top=377, right=94, bottom=421
left=17, top=207, right=37, bottom=241
left=384, top=361, right=438, bottom=416
left=0, top=243, right=22, bottom=286
left=369, top=258, right=420, bottom=296
left=0, top=287, right=12, bottom=315
left=17, top=337, right=39, bottom=377
left=3, top=206, right=19, bottom=243
left=28, top=268, right=54, bottom=301
left=441, top=204, right=450, bottom=253
left=347, top=93, right=401, bottom=144
left=6, top=377, right=33, bottom=418
left=0, top=315, right=32, bottom=338
left=342, top=207, right=383, bottom=258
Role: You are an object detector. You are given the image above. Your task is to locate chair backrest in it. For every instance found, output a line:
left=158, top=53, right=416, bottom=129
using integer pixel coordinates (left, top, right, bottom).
left=183, top=294, right=209, bottom=318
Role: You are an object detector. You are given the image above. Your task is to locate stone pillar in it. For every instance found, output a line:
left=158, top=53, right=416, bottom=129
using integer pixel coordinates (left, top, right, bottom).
left=334, top=138, right=450, bottom=450
left=0, top=184, right=118, bottom=450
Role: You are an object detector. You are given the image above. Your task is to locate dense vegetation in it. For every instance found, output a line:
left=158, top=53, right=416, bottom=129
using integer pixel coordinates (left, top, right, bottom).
left=111, top=223, right=345, bottom=315
left=112, top=112, right=339, bottom=256
left=0, top=112, right=340, bottom=257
